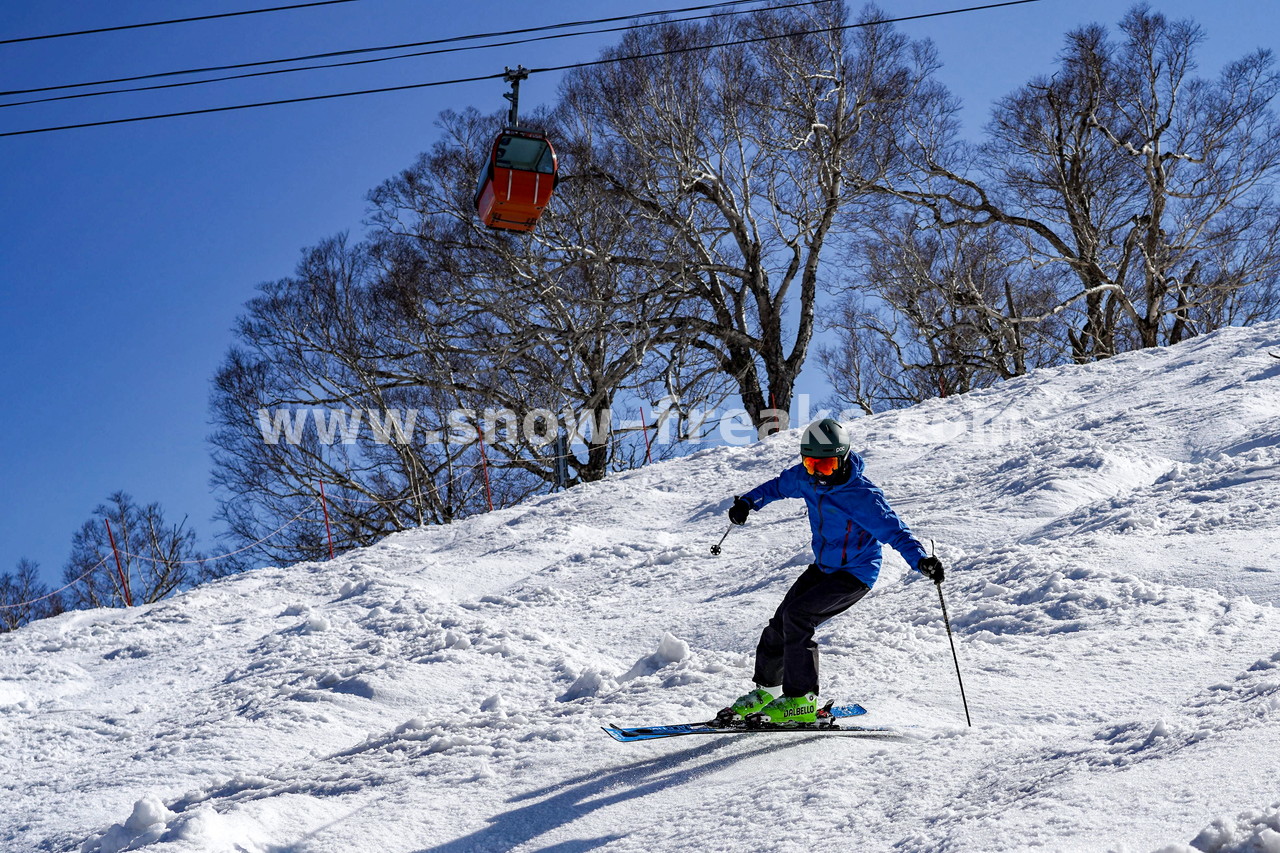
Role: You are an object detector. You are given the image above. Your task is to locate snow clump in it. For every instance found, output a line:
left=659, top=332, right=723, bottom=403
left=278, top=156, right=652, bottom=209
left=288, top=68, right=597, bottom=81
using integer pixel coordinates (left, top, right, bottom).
left=1158, top=801, right=1280, bottom=852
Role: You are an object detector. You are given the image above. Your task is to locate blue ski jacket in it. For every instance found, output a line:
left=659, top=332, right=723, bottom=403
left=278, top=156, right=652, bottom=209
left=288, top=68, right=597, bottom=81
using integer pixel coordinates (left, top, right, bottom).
left=740, top=453, right=928, bottom=589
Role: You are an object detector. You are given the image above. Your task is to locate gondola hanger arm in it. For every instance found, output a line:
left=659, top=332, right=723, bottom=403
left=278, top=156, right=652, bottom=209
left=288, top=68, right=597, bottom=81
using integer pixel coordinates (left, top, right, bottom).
left=503, top=65, right=530, bottom=127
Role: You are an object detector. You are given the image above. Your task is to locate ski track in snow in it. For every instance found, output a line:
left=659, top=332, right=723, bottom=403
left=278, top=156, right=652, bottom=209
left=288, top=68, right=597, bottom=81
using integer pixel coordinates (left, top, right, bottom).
left=2, top=324, right=1280, bottom=852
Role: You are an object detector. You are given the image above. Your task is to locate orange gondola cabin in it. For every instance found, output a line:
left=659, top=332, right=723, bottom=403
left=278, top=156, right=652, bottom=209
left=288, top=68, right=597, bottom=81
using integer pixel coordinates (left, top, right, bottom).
left=474, top=128, right=558, bottom=233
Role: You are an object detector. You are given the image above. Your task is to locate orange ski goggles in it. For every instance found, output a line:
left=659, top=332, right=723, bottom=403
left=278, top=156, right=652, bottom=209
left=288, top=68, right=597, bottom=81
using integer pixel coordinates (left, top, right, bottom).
left=802, top=455, right=841, bottom=476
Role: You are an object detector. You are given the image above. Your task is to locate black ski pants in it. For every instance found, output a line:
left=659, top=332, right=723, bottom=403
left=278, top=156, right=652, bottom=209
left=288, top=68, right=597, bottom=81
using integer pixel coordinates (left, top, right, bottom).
left=752, top=564, right=870, bottom=697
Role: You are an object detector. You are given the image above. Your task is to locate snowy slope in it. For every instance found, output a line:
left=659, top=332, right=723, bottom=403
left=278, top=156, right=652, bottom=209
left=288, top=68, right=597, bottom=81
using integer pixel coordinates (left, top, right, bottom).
left=3, top=323, right=1280, bottom=853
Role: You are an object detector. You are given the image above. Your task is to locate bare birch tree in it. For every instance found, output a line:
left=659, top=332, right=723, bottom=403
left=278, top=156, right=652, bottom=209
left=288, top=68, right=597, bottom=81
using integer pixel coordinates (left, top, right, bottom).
left=556, top=3, right=951, bottom=430
left=210, top=234, right=499, bottom=566
left=821, top=213, right=1064, bottom=411
left=0, top=559, right=64, bottom=632
left=873, top=5, right=1280, bottom=362
left=1094, top=7, right=1280, bottom=345
left=367, top=106, right=729, bottom=483
left=61, top=492, right=203, bottom=609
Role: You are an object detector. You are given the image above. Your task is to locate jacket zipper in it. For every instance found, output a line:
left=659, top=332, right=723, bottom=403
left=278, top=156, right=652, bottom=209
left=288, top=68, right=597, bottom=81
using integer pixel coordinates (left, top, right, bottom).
left=841, top=520, right=853, bottom=564
left=816, top=493, right=825, bottom=565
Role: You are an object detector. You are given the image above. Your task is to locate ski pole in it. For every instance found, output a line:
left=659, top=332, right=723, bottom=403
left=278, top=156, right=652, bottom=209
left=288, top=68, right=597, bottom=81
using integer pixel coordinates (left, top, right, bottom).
left=935, top=579, right=972, bottom=727
left=710, top=524, right=733, bottom=556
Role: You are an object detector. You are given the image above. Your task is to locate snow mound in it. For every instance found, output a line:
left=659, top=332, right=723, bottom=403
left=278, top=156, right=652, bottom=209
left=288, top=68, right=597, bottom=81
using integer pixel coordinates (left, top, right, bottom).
left=1161, top=801, right=1280, bottom=853
left=83, top=795, right=273, bottom=853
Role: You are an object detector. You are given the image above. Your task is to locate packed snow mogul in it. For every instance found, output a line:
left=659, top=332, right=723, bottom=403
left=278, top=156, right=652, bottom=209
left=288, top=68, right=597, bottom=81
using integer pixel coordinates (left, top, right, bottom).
left=721, top=417, right=945, bottom=726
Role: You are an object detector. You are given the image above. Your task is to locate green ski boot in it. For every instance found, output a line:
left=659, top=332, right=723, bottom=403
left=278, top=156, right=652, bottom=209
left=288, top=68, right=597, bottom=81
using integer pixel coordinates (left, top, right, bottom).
left=716, top=686, right=778, bottom=724
left=749, top=692, right=820, bottom=725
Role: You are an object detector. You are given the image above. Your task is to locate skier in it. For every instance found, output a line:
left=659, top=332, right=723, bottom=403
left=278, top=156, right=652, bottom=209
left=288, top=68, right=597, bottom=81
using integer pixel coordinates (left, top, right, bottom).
left=721, top=417, right=945, bottom=725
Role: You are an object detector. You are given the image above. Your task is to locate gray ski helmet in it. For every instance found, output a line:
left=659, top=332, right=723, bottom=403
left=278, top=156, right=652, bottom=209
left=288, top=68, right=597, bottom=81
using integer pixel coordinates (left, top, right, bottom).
left=800, top=417, right=850, bottom=459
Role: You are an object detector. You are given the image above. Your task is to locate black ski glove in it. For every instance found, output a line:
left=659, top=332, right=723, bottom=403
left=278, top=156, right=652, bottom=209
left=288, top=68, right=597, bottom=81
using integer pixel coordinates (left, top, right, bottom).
left=728, top=497, right=752, bottom=525
left=917, top=556, right=944, bottom=584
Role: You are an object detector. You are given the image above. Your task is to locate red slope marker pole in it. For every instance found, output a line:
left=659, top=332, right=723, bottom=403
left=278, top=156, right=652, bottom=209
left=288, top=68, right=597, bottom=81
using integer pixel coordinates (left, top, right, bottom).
left=639, top=407, right=652, bottom=464
left=318, top=480, right=335, bottom=560
left=477, top=428, right=493, bottom=512
left=104, top=519, right=133, bottom=607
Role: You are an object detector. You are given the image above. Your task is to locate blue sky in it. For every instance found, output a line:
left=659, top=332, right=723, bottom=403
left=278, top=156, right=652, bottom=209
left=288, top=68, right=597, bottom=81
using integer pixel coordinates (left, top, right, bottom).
left=1, top=0, right=1275, bottom=590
